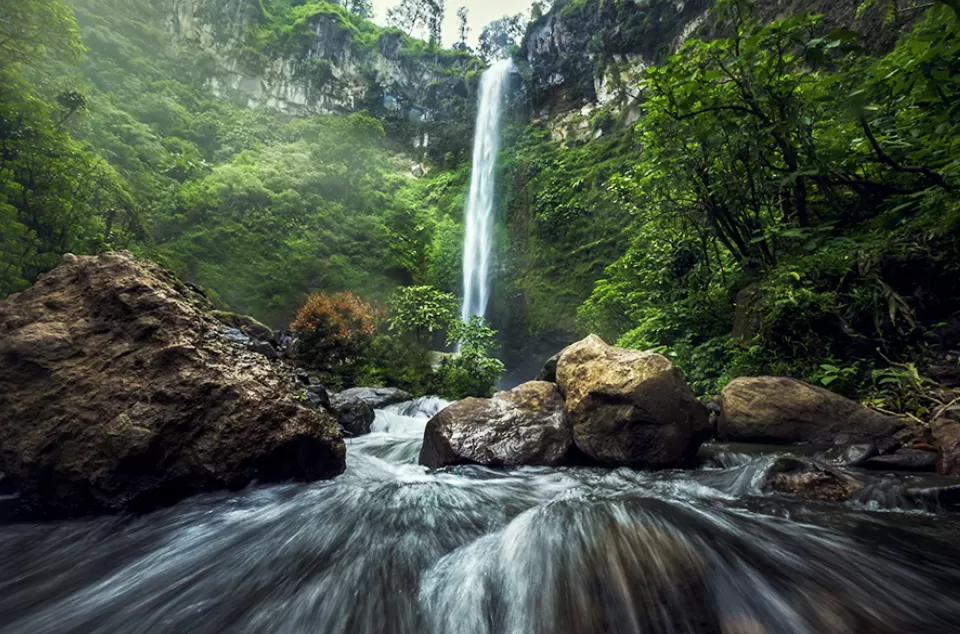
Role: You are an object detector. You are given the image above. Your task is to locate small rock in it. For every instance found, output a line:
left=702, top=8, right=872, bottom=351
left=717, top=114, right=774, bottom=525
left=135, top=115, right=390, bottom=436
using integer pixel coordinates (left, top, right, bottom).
left=221, top=327, right=251, bottom=346
left=331, top=387, right=412, bottom=411
left=765, top=457, right=863, bottom=502
left=862, top=449, right=937, bottom=472
left=249, top=340, right=279, bottom=360
left=824, top=444, right=879, bottom=467
left=303, top=385, right=331, bottom=411
left=334, top=400, right=375, bottom=436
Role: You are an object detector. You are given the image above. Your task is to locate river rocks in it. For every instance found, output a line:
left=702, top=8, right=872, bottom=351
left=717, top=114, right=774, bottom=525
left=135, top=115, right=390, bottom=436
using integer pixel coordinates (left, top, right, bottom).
left=420, top=381, right=571, bottom=468
left=765, top=457, right=864, bottom=502
left=862, top=449, right=937, bottom=472
left=333, top=400, right=376, bottom=437
left=331, top=387, right=412, bottom=410
left=0, top=252, right=346, bottom=518
left=555, top=335, right=709, bottom=469
left=718, top=377, right=902, bottom=445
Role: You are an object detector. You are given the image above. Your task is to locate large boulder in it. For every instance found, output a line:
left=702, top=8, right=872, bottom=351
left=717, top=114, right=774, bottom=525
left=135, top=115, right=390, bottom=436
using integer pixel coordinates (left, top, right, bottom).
left=420, top=381, right=572, bottom=468
left=331, top=387, right=412, bottom=411
left=718, top=377, right=902, bottom=445
left=555, top=335, right=709, bottom=468
left=0, top=252, right=346, bottom=518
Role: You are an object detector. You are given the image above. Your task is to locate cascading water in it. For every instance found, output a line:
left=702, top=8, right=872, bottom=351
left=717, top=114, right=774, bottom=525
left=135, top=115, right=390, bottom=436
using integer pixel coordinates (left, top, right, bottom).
left=3, top=400, right=960, bottom=633
left=460, top=59, right=513, bottom=322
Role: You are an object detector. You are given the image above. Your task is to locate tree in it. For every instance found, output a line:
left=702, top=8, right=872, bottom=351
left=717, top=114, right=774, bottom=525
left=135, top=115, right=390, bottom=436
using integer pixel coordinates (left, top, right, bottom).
left=477, top=14, right=525, bottom=62
left=436, top=315, right=505, bottom=398
left=291, top=292, right=376, bottom=369
left=389, top=285, right=458, bottom=344
left=387, top=0, right=445, bottom=46
left=455, top=7, right=470, bottom=50
left=345, top=0, right=374, bottom=19
left=0, top=0, right=85, bottom=72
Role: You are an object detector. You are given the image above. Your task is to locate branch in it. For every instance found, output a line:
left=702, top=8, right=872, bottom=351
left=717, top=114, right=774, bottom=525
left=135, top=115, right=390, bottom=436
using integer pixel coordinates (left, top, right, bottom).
left=858, top=113, right=955, bottom=191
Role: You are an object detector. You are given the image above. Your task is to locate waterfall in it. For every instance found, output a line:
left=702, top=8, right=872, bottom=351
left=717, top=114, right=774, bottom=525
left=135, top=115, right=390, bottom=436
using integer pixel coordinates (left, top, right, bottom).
left=460, top=59, right=513, bottom=322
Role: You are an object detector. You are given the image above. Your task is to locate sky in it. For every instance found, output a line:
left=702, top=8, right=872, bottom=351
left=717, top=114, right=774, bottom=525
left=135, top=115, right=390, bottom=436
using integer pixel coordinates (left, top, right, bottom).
left=368, top=0, right=538, bottom=49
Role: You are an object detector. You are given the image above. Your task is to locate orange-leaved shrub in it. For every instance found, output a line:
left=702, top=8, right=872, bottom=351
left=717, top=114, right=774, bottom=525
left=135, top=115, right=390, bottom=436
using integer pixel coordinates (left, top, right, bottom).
left=290, top=292, right=376, bottom=369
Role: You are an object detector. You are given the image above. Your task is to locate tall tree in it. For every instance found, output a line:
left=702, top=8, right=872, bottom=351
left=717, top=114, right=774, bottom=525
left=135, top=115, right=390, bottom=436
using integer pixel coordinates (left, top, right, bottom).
left=387, top=0, right=445, bottom=46
left=455, top=6, right=470, bottom=50
left=477, top=14, right=525, bottom=62
left=345, top=0, right=374, bottom=19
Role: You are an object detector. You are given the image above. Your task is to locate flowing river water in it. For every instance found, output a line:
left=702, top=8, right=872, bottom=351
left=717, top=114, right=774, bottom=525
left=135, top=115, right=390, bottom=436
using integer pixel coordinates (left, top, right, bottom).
left=2, top=398, right=960, bottom=634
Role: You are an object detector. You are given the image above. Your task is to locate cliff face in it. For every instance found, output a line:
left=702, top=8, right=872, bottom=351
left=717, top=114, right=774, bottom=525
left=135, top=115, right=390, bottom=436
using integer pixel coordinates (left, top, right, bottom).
left=523, top=0, right=907, bottom=122
left=162, top=0, right=481, bottom=157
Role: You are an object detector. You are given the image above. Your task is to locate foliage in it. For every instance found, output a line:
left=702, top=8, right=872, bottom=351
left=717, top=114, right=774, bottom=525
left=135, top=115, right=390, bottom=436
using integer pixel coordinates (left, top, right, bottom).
left=563, top=2, right=960, bottom=404
left=478, top=14, right=526, bottom=62
left=291, top=291, right=376, bottom=370
left=389, top=285, right=458, bottom=344
left=435, top=315, right=506, bottom=399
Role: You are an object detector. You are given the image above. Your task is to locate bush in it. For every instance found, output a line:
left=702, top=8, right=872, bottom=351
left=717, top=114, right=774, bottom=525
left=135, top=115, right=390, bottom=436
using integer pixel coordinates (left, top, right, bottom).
left=291, top=291, right=376, bottom=371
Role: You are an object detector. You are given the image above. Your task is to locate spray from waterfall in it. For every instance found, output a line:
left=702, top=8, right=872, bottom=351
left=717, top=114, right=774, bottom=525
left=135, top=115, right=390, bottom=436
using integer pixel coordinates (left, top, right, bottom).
left=460, top=59, right=513, bottom=322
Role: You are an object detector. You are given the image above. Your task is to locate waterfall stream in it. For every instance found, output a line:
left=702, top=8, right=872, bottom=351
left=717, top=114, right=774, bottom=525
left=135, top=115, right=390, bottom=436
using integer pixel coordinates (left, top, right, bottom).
left=3, top=400, right=960, bottom=633
left=460, top=60, right=513, bottom=322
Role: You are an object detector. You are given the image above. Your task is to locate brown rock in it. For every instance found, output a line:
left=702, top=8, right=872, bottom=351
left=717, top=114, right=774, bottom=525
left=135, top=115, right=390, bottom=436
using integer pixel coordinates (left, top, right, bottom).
left=0, top=252, right=345, bottom=518
left=556, top=335, right=709, bottom=468
left=932, top=406, right=960, bottom=476
left=718, top=377, right=902, bottom=445
left=420, top=381, right=571, bottom=468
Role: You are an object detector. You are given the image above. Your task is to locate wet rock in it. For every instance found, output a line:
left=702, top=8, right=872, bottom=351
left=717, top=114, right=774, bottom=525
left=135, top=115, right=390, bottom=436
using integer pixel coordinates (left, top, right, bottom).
left=331, top=387, right=412, bottom=411
left=824, top=443, right=879, bottom=467
left=249, top=340, right=279, bottom=360
left=303, top=385, right=331, bottom=411
left=765, top=457, right=864, bottom=502
left=719, top=377, right=902, bottom=445
left=932, top=407, right=960, bottom=476
left=420, top=381, right=572, bottom=468
left=862, top=449, right=937, bottom=472
left=221, top=327, right=251, bottom=346
left=556, top=335, right=709, bottom=469
left=334, top=399, right=375, bottom=437
left=210, top=310, right=274, bottom=344
left=0, top=252, right=346, bottom=519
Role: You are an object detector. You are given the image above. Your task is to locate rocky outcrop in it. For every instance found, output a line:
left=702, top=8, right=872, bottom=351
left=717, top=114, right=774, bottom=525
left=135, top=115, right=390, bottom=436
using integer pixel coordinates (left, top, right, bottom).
left=556, top=335, right=709, bottom=468
left=162, top=0, right=479, bottom=156
left=718, top=377, right=902, bottom=445
left=0, top=252, right=345, bottom=518
left=420, top=382, right=571, bottom=468
left=332, top=387, right=412, bottom=411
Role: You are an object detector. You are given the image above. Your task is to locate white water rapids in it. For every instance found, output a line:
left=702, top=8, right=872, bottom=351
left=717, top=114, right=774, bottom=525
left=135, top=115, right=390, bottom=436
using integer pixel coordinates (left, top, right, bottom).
left=460, top=59, right=513, bottom=322
left=3, top=399, right=960, bottom=633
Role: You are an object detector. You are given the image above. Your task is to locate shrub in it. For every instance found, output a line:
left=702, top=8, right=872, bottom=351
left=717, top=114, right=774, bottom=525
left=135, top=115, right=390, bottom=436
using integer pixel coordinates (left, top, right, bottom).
left=291, top=291, right=376, bottom=370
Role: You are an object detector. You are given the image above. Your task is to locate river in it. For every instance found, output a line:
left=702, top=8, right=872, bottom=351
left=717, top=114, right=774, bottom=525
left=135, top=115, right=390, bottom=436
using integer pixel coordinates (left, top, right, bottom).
left=2, top=398, right=960, bottom=633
